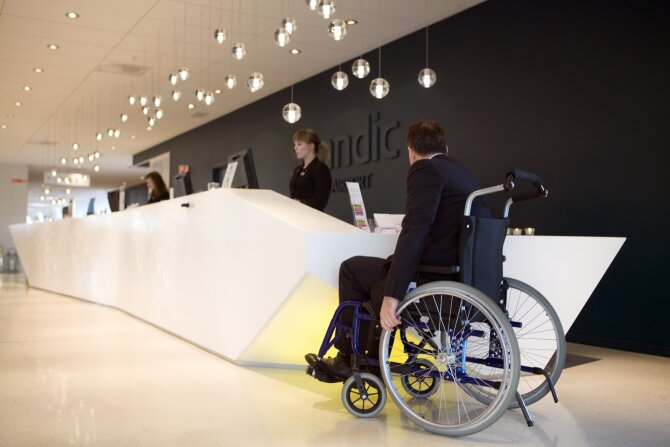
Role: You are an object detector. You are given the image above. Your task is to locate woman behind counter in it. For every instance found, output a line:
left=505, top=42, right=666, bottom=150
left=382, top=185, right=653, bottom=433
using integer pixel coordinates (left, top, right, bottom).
left=289, top=129, right=332, bottom=211
left=145, top=171, right=170, bottom=204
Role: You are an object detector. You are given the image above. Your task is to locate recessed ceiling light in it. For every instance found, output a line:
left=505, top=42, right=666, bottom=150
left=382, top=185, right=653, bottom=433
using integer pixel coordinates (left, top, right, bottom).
left=290, top=48, right=301, bottom=55
left=66, top=12, right=79, bottom=19
left=33, top=67, right=44, bottom=73
left=6, top=114, right=14, bottom=118
left=345, top=19, right=358, bottom=25
left=1, top=124, right=7, bottom=129
left=15, top=102, right=22, bottom=107
left=187, top=103, right=195, bottom=109
left=47, top=44, right=59, bottom=50
left=214, top=89, right=222, bottom=94
left=131, top=135, right=136, bottom=140
left=23, top=86, right=31, bottom=92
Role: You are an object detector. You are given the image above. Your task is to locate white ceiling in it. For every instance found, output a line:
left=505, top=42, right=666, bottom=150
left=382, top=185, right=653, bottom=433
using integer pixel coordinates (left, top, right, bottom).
left=0, top=0, right=484, bottom=191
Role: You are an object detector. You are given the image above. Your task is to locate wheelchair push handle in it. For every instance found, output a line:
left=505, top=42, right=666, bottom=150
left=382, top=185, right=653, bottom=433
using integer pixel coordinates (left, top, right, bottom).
left=464, top=168, right=549, bottom=217
left=506, top=169, right=548, bottom=199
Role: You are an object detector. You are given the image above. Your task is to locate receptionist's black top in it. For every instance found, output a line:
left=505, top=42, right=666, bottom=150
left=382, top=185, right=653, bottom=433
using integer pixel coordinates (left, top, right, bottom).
left=147, top=190, right=170, bottom=204
left=289, top=157, right=332, bottom=211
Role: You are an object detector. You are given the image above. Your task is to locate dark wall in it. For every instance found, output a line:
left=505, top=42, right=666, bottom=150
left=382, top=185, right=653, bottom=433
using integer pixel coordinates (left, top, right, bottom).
left=135, top=0, right=670, bottom=356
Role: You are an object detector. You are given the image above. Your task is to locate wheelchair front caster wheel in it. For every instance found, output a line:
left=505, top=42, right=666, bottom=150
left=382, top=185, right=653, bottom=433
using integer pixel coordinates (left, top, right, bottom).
left=341, top=373, right=387, bottom=418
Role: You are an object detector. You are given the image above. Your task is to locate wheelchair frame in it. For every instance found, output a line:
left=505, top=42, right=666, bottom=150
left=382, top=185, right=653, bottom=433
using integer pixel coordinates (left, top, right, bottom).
left=306, top=169, right=565, bottom=436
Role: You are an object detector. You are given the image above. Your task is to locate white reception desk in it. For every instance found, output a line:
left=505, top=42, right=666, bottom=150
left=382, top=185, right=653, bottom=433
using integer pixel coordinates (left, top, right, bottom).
left=10, top=189, right=624, bottom=367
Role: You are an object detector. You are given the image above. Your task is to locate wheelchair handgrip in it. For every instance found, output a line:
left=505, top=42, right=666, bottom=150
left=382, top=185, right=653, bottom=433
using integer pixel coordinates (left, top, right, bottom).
left=506, top=168, right=548, bottom=198
left=511, top=189, right=549, bottom=203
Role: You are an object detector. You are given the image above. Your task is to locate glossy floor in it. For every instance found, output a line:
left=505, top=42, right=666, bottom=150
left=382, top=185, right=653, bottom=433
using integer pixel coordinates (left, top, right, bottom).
left=1, top=274, right=669, bottom=447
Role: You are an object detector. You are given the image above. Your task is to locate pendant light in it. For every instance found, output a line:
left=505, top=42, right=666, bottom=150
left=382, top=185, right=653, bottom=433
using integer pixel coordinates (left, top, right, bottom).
left=418, top=27, right=436, bottom=88
left=328, top=19, right=347, bottom=41
left=246, top=72, right=264, bottom=92
left=370, top=47, right=389, bottom=99
left=282, top=85, right=301, bottom=123
left=331, top=65, right=349, bottom=90
left=352, top=58, right=370, bottom=79
left=318, top=0, right=335, bottom=19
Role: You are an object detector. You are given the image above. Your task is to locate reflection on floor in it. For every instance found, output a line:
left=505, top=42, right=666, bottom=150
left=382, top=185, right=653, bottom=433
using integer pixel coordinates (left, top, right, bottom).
left=1, top=273, right=669, bottom=447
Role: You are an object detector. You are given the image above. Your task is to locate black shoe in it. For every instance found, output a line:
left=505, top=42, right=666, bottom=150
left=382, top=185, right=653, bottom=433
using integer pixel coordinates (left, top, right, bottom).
left=305, top=353, right=318, bottom=368
left=320, top=353, right=352, bottom=379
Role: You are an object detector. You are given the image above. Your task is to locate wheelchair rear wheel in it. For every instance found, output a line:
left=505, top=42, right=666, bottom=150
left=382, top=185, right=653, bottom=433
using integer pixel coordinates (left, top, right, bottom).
left=504, top=277, right=566, bottom=407
left=380, top=281, right=520, bottom=437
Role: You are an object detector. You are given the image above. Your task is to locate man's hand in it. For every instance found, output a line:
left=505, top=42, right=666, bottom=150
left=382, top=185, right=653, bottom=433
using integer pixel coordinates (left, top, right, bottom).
left=380, top=296, right=402, bottom=331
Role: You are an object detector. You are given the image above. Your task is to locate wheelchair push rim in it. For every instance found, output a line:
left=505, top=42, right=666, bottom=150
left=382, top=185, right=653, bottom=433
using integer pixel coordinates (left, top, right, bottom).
left=379, top=281, right=520, bottom=437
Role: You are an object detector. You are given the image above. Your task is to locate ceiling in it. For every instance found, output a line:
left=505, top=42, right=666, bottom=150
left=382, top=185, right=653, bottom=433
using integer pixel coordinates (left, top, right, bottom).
left=0, top=0, right=483, bottom=192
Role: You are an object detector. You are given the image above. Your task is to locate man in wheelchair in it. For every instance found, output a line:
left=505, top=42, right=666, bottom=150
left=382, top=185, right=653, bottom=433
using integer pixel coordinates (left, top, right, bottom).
left=305, top=120, right=490, bottom=381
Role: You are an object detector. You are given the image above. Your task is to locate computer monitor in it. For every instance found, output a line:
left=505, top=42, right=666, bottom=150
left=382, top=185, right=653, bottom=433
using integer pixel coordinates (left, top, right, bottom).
left=173, top=171, right=193, bottom=198
left=86, top=197, right=96, bottom=215
left=227, top=148, right=259, bottom=189
left=107, top=190, right=120, bottom=212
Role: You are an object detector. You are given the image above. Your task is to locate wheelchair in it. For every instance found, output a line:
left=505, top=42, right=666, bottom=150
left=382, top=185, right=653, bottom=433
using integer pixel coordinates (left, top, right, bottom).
left=306, top=169, right=566, bottom=437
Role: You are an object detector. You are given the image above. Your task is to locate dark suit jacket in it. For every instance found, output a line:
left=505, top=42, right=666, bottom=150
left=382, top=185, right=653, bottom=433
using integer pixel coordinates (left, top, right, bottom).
left=384, top=155, right=490, bottom=298
left=289, top=157, right=332, bottom=211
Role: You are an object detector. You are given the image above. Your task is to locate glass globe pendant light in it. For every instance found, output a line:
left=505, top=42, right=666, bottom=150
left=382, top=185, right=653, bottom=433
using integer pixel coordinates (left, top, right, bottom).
left=128, top=95, right=136, bottom=105
left=274, top=28, right=290, bottom=47
left=169, top=73, right=178, bottom=85
left=370, top=47, right=389, bottom=99
left=139, top=95, right=148, bottom=106
left=283, top=103, right=301, bottom=124
left=224, top=75, right=237, bottom=89
left=318, top=0, right=335, bottom=19
left=370, top=78, right=389, bottom=98
left=171, top=90, right=182, bottom=101
left=178, top=67, right=190, bottom=81
left=204, top=91, right=215, bottom=106
left=142, top=106, right=150, bottom=115
left=60, top=157, right=67, bottom=165
left=306, top=0, right=318, bottom=11
left=232, top=43, right=246, bottom=60
left=418, top=28, right=437, bottom=88
left=120, top=113, right=128, bottom=122
left=418, top=68, right=436, bottom=88
left=282, top=84, right=301, bottom=123
left=195, top=89, right=205, bottom=102
left=331, top=69, right=348, bottom=90
left=246, top=72, right=264, bottom=92
left=153, top=95, right=162, bottom=107
left=96, top=132, right=103, bottom=141
left=214, top=28, right=227, bottom=44
left=352, top=58, right=370, bottom=79
left=113, top=129, right=121, bottom=138
left=281, top=17, right=296, bottom=34
left=328, top=19, right=347, bottom=41
left=156, top=109, right=164, bottom=119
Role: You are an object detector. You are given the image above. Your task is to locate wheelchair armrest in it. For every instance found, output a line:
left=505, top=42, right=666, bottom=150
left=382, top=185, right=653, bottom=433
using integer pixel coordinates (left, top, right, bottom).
left=417, top=265, right=460, bottom=275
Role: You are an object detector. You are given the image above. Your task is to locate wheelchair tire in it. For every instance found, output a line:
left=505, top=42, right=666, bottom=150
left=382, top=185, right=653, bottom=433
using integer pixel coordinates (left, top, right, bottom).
left=400, top=358, right=439, bottom=399
left=341, top=373, right=387, bottom=418
left=504, top=278, right=566, bottom=407
left=380, top=281, right=520, bottom=437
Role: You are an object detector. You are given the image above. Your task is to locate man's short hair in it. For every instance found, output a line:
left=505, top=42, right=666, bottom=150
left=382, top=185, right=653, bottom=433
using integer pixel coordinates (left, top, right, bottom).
left=406, top=120, right=447, bottom=156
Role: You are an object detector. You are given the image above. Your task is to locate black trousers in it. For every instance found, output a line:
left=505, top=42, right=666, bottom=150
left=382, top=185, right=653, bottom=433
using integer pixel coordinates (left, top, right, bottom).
left=335, top=255, right=458, bottom=356
left=335, top=256, right=389, bottom=355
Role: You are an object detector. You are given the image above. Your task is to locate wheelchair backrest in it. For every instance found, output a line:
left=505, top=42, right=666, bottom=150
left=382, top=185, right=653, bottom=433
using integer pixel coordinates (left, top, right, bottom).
left=458, top=215, right=508, bottom=302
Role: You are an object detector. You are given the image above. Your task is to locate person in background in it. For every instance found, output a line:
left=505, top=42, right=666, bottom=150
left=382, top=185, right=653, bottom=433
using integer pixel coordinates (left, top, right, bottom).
left=290, top=129, right=332, bottom=212
left=145, top=171, right=169, bottom=204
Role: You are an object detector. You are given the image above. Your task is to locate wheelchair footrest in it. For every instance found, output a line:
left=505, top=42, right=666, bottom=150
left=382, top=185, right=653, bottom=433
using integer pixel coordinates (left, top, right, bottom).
left=305, top=365, right=344, bottom=384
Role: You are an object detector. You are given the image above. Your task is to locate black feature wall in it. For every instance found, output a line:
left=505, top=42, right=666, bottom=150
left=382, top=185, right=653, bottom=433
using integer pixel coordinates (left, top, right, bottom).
left=135, top=0, right=670, bottom=356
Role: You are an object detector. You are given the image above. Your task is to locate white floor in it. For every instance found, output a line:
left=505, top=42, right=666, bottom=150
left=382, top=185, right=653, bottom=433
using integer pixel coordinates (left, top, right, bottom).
left=1, top=273, right=669, bottom=447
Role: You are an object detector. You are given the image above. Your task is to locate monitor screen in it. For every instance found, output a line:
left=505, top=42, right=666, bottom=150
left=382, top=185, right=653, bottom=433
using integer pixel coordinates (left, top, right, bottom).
left=86, top=197, right=96, bottom=215
left=173, top=171, right=194, bottom=197
left=227, top=148, right=259, bottom=189
left=107, top=190, right=120, bottom=212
